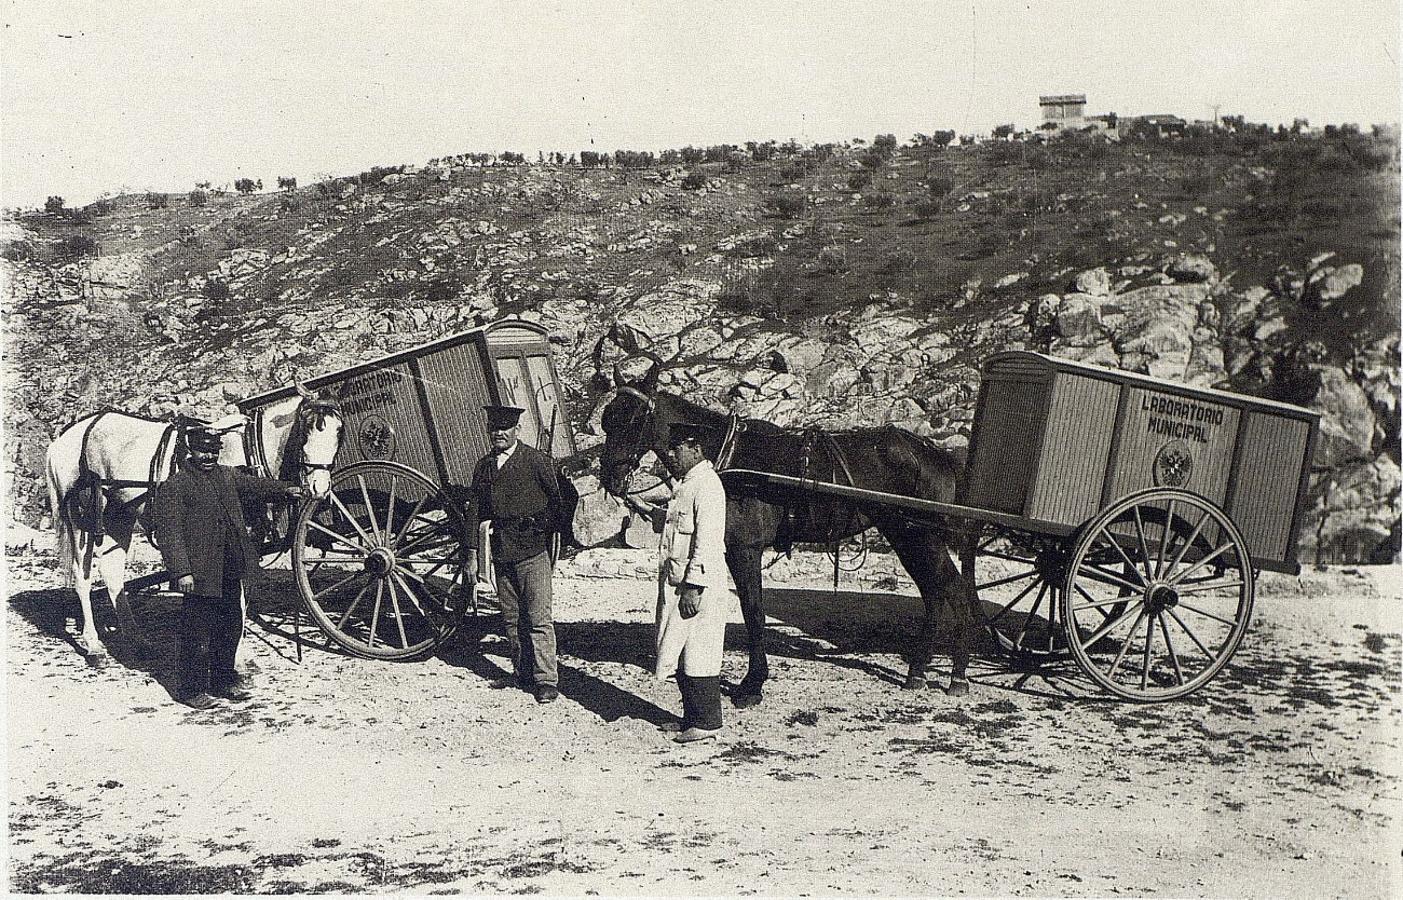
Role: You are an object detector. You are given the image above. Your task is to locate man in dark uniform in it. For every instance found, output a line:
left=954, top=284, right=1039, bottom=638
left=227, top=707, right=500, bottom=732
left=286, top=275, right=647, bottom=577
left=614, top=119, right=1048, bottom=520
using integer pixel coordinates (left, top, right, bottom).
left=466, top=405, right=565, bottom=704
left=153, top=427, right=303, bottom=709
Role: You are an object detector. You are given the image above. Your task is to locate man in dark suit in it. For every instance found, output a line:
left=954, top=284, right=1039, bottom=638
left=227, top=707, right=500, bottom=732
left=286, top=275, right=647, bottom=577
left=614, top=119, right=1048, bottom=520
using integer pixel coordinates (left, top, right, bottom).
left=153, top=428, right=303, bottom=709
left=466, top=405, right=565, bottom=704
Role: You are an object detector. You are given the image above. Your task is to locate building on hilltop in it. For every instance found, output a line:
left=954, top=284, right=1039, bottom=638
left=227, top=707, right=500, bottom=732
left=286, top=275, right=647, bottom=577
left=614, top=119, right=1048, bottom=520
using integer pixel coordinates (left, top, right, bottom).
left=1039, top=94, right=1087, bottom=126
left=1126, top=114, right=1188, bottom=138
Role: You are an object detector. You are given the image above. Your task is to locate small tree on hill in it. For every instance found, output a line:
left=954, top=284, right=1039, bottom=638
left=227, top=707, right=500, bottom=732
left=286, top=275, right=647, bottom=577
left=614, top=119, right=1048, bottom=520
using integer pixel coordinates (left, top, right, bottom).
left=992, top=124, right=1015, bottom=140
left=277, top=176, right=297, bottom=190
left=45, top=195, right=65, bottom=215
left=188, top=189, right=208, bottom=207
left=234, top=178, right=257, bottom=194
left=932, top=129, right=956, bottom=148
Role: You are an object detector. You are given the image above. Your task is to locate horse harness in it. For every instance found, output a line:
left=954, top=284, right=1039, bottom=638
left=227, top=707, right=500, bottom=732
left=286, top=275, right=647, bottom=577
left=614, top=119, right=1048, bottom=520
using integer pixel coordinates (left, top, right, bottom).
left=73, top=411, right=255, bottom=544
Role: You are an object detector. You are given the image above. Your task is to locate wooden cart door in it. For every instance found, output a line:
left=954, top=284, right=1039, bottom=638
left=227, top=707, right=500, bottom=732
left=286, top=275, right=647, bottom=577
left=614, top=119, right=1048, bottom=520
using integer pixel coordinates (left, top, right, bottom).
left=488, top=345, right=575, bottom=459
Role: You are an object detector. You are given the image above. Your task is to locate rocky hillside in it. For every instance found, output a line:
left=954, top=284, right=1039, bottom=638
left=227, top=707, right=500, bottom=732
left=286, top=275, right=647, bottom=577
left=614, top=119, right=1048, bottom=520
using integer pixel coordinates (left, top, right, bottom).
left=4, top=132, right=1398, bottom=562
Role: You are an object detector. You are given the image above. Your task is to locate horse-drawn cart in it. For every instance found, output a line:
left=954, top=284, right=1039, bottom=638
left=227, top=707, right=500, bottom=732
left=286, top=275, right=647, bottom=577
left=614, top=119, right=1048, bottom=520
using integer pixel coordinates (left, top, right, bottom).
left=238, top=319, right=575, bottom=660
left=721, top=352, right=1319, bottom=701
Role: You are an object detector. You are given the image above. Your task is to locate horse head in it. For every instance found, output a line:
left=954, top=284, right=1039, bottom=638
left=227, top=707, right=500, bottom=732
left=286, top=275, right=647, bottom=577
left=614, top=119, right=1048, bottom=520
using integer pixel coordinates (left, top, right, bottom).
left=599, top=358, right=663, bottom=497
left=292, top=383, right=343, bottom=498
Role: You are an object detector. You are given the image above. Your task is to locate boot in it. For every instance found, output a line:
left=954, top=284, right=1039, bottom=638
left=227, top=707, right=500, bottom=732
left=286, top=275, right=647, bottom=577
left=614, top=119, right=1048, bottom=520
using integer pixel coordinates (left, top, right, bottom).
left=114, top=592, right=158, bottom=659
left=662, top=673, right=696, bottom=733
left=691, top=675, right=723, bottom=731
left=674, top=675, right=723, bottom=743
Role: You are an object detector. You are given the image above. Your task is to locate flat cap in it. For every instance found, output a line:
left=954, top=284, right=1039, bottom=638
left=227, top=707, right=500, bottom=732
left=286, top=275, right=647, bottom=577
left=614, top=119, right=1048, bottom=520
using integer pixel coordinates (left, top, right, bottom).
left=483, top=404, right=526, bottom=429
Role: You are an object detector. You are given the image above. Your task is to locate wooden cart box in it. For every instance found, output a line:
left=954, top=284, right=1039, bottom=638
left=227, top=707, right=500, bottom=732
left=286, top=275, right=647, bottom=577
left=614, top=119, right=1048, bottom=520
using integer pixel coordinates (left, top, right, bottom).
left=963, top=352, right=1319, bottom=573
left=238, top=319, right=575, bottom=489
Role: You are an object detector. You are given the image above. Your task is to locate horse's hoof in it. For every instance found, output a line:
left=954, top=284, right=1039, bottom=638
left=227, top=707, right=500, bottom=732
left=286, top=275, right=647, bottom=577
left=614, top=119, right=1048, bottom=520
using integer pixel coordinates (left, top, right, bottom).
left=732, top=692, right=762, bottom=709
left=945, top=679, right=970, bottom=698
left=902, top=676, right=928, bottom=691
left=83, top=652, right=109, bottom=670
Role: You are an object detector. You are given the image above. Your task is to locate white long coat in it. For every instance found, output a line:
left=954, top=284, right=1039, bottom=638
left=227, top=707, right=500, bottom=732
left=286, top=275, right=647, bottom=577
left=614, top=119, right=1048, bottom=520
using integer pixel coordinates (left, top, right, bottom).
left=654, top=459, right=729, bottom=679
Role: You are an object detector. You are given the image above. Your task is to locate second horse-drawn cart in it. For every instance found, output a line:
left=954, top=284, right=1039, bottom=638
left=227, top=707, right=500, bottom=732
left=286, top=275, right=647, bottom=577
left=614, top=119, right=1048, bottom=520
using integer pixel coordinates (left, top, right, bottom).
left=239, top=318, right=575, bottom=660
left=722, top=352, right=1319, bottom=701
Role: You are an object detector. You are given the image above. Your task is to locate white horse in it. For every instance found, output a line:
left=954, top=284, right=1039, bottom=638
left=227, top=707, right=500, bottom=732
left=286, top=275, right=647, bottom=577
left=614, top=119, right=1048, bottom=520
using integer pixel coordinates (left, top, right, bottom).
left=44, top=386, right=342, bottom=666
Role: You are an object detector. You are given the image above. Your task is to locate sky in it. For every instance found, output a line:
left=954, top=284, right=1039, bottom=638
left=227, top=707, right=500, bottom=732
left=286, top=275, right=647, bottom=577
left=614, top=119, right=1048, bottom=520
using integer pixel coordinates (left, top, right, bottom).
left=2, top=0, right=1399, bottom=210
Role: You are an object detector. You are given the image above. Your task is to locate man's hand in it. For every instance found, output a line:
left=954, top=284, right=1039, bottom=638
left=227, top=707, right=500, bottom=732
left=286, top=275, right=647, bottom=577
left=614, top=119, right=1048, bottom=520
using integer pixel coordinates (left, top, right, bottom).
left=285, top=485, right=306, bottom=501
left=679, top=585, right=703, bottom=619
left=175, top=574, right=195, bottom=594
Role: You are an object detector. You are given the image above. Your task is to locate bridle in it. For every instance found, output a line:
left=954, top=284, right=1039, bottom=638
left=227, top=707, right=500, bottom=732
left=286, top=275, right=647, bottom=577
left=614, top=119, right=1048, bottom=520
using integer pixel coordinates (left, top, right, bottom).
left=292, top=398, right=343, bottom=477
left=605, top=387, right=671, bottom=498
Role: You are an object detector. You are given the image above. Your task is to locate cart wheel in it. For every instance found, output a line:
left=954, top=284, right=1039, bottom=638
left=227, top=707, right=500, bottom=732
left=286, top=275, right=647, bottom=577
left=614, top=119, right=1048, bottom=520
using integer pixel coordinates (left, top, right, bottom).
left=292, top=461, right=470, bottom=660
left=973, top=534, right=1072, bottom=659
left=1062, top=488, right=1255, bottom=701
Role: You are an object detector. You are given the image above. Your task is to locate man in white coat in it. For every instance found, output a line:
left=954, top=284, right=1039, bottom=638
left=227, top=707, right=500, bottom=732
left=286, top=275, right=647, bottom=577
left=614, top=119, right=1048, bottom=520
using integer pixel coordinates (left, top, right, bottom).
left=655, top=422, right=729, bottom=744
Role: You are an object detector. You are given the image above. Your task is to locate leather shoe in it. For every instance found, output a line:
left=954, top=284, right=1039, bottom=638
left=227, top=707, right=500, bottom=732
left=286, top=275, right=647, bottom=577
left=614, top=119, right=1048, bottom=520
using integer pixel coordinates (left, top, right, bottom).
left=534, top=685, right=559, bottom=704
left=673, top=726, right=721, bottom=744
left=212, top=684, right=253, bottom=702
left=178, top=692, right=218, bottom=710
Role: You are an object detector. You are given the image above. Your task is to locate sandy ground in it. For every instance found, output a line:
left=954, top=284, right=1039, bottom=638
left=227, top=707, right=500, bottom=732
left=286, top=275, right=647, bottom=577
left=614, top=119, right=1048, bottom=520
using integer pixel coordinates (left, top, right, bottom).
left=6, top=544, right=1402, bottom=896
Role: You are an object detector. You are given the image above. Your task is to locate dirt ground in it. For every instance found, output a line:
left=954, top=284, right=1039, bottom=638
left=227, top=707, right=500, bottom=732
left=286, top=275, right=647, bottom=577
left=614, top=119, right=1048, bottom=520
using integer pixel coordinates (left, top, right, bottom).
left=6, top=543, right=1402, bottom=897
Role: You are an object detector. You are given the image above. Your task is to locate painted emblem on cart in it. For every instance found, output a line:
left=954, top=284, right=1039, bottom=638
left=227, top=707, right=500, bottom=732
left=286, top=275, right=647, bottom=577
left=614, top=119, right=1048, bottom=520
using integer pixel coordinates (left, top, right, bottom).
left=1153, top=439, right=1193, bottom=487
left=357, top=415, right=396, bottom=460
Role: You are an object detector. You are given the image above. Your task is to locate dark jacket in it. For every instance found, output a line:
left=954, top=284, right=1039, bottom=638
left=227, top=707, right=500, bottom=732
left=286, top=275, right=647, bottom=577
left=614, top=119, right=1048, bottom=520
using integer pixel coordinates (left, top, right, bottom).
left=467, top=443, right=563, bottom=564
left=154, top=465, right=292, bottom=595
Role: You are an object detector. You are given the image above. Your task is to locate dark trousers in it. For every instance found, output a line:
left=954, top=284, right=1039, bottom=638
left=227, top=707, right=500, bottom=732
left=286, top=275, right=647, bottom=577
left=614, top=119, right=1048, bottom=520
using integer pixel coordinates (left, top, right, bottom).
left=177, top=585, right=243, bottom=698
left=494, top=550, right=557, bottom=688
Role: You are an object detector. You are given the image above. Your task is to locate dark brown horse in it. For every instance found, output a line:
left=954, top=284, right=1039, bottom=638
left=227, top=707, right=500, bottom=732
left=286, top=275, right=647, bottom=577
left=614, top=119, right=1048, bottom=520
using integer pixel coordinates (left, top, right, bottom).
left=599, top=368, right=979, bottom=706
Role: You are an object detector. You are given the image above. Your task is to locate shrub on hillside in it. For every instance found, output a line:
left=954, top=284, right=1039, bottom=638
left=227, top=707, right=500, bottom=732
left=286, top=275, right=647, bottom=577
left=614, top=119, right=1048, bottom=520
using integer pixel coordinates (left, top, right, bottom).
left=861, top=191, right=895, bottom=210
left=926, top=175, right=955, bottom=199
left=912, top=200, right=943, bottom=219
left=816, top=243, right=849, bottom=274
left=277, top=176, right=297, bottom=190
left=280, top=194, right=302, bottom=213
left=847, top=171, right=873, bottom=191
left=88, top=198, right=114, bottom=216
left=203, top=278, right=231, bottom=302
left=859, top=148, right=890, bottom=170
left=45, top=196, right=65, bottom=215
left=780, top=159, right=818, bottom=180
left=2, top=241, right=37, bottom=262
left=770, top=193, right=808, bottom=219
left=56, top=234, right=99, bottom=262
left=681, top=172, right=707, bottom=191
left=749, top=141, right=776, bottom=162
left=872, top=133, right=898, bottom=154
left=146, top=192, right=170, bottom=209
left=188, top=189, right=209, bottom=207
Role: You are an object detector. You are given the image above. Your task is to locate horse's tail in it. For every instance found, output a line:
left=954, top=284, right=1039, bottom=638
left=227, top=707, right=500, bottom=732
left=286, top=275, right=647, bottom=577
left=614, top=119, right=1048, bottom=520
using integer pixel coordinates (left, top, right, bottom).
left=45, top=428, right=80, bottom=588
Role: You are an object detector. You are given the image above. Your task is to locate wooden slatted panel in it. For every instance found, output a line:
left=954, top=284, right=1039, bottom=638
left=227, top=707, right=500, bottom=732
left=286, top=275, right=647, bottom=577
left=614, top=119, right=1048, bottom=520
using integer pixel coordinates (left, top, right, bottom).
left=963, top=373, right=1049, bottom=515
left=492, top=354, right=543, bottom=449
left=1027, top=373, right=1120, bottom=527
left=416, top=339, right=494, bottom=485
left=1106, top=386, right=1239, bottom=506
left=525, top=353, right=576, bottom=459
left=1228, top=411, right=1311, bottom=564
left=326, top=361, right=440, bottom=478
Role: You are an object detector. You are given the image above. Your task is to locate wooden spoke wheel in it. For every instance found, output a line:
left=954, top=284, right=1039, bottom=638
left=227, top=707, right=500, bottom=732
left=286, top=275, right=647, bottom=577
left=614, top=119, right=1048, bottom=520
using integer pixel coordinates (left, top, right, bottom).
left=1062, top=488, right=1255, bottom=701
left=973, top=533, right=1072, bottom=660
left=292, top=461, right=470, bottom=660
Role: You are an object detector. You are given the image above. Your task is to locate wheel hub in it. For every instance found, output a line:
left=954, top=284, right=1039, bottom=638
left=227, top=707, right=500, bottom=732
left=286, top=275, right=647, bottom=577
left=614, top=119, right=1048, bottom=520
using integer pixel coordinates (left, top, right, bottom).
left=1035, top=548, right=1069, bottom=583
left=1146, top=582, right=1179, bottom=613
left=364, top=547, right=396, bottom=578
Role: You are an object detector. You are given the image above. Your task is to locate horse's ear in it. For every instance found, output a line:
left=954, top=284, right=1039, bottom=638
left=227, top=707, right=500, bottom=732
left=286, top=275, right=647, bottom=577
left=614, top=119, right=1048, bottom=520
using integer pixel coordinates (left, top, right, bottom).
left=640, top=357, right=661, bottom=393
left=295, top=382, right=314, bottom=400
